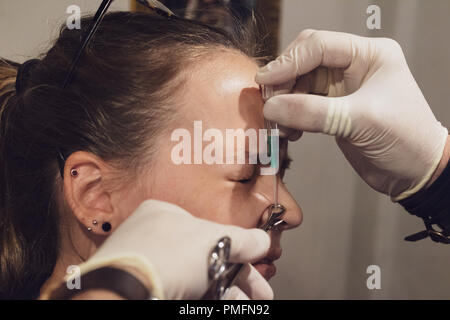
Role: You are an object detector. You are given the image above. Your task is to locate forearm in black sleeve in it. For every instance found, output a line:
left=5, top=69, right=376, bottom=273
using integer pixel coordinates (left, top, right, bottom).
left=399, top=161, right=450, bottom=244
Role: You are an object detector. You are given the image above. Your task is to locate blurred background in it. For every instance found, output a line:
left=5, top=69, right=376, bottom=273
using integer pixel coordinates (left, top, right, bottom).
left=1, top=0, right=450, bottom=299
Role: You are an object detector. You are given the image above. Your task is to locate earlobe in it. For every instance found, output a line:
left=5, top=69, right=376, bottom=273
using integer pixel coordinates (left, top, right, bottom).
left=63, top=151, right=115, bottom=235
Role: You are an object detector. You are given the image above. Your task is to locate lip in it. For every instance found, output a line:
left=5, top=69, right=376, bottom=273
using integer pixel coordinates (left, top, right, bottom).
left=266, top=247, right=282, bottom=261
left=253, top=262, right=276, bottom=280
left=252, top=248, right=282, bottom=280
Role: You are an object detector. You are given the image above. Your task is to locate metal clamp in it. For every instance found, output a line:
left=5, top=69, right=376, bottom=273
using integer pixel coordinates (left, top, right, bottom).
left=405, top=217, right=450, bottom=244
left=260, top=204, right=286, bottom=231
left=202, top=237, right=232, bottom=300
left=202, top=204, right=287, bottom=300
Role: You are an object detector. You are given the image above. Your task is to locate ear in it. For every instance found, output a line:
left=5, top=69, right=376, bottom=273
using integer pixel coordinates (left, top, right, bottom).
left=63, top=151, right=116, bottom=235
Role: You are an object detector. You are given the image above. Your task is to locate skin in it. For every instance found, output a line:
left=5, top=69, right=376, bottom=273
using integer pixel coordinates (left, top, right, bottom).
left=39, top=51, right=303, bottom=299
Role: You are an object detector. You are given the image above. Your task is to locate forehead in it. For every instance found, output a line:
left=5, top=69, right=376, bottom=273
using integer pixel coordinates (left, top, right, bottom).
left=180, top=51, right=264, bottom=131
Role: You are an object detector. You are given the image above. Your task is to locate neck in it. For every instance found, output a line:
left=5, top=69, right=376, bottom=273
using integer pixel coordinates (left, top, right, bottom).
left=38, top=216, right=102, bottom=299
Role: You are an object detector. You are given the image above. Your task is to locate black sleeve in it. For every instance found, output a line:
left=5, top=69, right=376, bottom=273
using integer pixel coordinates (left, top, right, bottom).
left=399, top=161, right=450, bottom=244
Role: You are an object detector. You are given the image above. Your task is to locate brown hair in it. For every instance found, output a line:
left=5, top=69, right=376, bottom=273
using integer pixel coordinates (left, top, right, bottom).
left=0, top=11, right=262, bottom=299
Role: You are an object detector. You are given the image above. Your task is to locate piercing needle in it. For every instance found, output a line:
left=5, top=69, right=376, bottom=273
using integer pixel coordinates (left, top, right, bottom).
left=273, top=123, right=279, bottom=206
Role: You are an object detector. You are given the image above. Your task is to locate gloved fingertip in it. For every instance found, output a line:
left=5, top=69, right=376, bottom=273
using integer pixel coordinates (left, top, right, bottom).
left=235, top=264, right=274, bottom=300
left=228, top=227, right=271, bottom=263
left=256, top=59, right=283, bottom=84
left=250, top=228, right=271, bottom=253
left=221, top=286, right=250, bottom=300
left=263, top=97, right=286, bottom=121
left=255, top=71, right=270, bottom=85
left=259, top=284, right=274, bottom=301
left=261, top=59, right=280, bottom=73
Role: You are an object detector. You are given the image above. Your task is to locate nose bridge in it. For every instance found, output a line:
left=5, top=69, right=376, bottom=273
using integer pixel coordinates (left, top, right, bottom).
left=255, top=174, right=303, bottom=230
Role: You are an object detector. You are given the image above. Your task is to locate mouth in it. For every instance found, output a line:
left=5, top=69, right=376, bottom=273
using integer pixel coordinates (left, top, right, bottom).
left=252, top=248, right=282, bottom=280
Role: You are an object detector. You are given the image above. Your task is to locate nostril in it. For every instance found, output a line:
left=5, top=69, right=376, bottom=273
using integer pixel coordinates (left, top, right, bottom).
left=259, top=204, right=286, bottom=231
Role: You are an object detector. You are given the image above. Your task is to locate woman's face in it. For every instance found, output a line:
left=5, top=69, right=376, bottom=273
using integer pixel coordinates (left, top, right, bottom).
left=140, top=51, right=303, bottom=280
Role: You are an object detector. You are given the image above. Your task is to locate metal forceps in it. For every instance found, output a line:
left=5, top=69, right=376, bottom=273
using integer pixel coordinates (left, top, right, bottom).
left=202, top=204, right=286, bottom=300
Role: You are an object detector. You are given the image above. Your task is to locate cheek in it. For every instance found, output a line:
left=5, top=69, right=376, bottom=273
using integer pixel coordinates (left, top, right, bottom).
left=191, top=186, right=266, bottom=228
left=113, top=179, right=154, bottom=227
left=147, top=163, right=265, bottom=228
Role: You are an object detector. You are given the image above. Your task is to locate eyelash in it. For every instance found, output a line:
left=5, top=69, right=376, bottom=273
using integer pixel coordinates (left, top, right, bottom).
left=238, top=169, right=257, bottom=184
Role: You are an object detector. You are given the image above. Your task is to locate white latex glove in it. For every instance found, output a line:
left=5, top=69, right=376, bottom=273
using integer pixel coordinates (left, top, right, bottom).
left=256, top=30, right=448, bottom=200
left=87, top=199, right=273, bottom=300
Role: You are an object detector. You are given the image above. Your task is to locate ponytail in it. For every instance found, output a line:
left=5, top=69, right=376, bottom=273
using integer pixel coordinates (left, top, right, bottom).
left=0, top=59, right=60, bottom=299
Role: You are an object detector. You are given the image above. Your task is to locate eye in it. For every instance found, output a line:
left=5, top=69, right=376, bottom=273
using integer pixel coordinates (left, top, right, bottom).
left=233, top=166, right=257, bottom=184
left=238, top=177, right=253, bottom=184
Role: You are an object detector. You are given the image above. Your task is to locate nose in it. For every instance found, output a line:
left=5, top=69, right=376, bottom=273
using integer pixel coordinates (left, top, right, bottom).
left=255, top=175, right=303, bottom=231
left=276, top=176, right=303, bottom=230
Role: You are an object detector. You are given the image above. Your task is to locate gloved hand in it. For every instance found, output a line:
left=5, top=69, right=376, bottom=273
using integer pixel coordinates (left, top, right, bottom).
left=85, top=199, right=273, bottom=300
left=256, top=30, right=449, bottom=200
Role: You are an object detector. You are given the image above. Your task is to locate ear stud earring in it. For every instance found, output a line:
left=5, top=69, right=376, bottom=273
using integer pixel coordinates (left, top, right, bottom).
left=102, top=222, right=112, bottom=232
left=87, top=220, right=111, bottom=232
left=87, top=220, right=99, bottom=232
left=70, top=169, right=78, bottom=177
